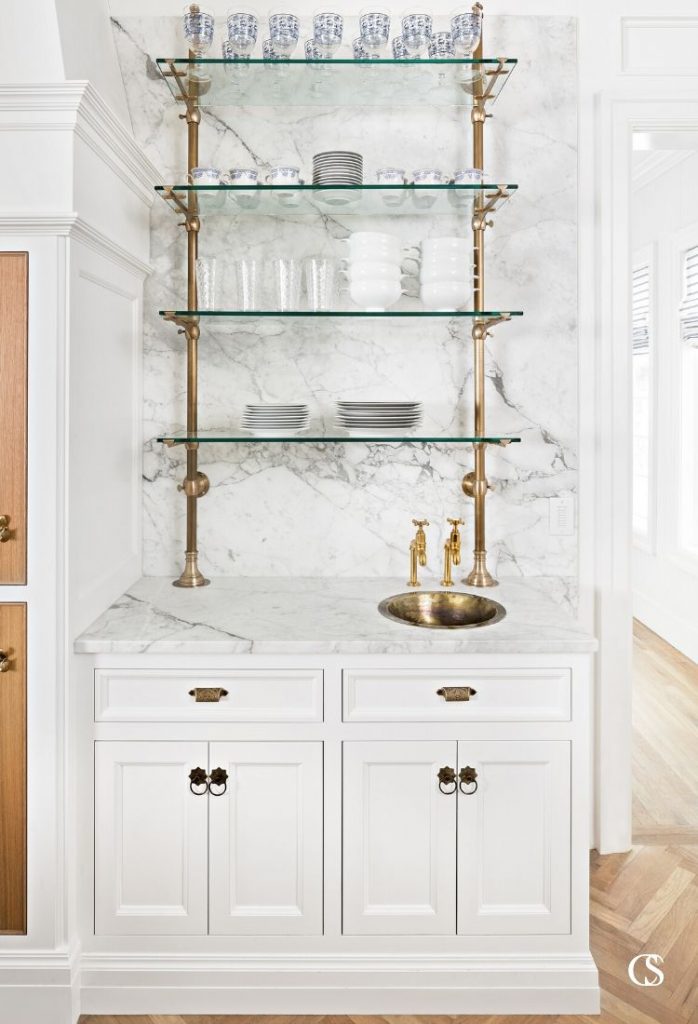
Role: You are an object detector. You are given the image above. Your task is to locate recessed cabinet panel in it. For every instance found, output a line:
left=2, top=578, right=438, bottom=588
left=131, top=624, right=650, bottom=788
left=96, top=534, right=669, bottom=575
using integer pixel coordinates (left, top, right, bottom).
left=456, top=740, right=571, bottom=935
left=0, top=253, right=28, bottom=585
left=208, top=741, right=323, bottom=935
left=95, top=741, right=208, bottom=935
left=343, top=741, right=457, bottom=935
left=0, top=603, right=26, bottom=933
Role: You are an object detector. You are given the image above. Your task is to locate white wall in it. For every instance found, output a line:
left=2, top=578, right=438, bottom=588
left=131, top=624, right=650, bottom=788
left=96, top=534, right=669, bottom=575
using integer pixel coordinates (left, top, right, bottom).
left=631, top=149, right=698, bottom=662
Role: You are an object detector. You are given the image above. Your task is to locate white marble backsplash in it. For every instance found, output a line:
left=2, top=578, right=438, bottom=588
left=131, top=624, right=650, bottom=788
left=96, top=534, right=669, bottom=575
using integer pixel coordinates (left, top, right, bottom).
left=111, top=15, right=578, bottom=585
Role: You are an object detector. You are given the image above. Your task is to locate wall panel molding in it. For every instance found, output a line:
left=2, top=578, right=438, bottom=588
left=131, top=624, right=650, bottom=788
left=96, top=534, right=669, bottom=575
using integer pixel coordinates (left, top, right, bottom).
left=622, top=18, right=698, bottom=75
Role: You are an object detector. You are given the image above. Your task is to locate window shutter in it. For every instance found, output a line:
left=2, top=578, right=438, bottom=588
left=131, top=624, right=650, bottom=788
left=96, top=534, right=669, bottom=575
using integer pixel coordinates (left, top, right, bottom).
left=680, top=244, right=698, bottom=347
left=632, top=264, right=650, bottom=353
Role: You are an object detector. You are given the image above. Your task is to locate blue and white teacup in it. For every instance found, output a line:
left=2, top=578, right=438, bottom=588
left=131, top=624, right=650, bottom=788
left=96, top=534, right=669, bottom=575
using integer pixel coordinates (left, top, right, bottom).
left=313, top=11, right=343, bottom=53
left=269, top=11, right=300, bottom=52
left=359, top=9, right=391, bottom=48
left=266, top=164, right=303, bottom=204
left=229, top=167, right=259, bottom=186
left=454, top=167, right=484, bottom=185
left=401, top=13, right=432, bottom=55
left=391, top=35, right=410, bottom=59
left=413, top=168, right=447, bottom=185
left=227, top=167, right=259, bottom=208
left=190, top=166, right=221, bottom=185
left=427, top=31, right=455, bottom=58
left=376, top=166, right=407, bottom=206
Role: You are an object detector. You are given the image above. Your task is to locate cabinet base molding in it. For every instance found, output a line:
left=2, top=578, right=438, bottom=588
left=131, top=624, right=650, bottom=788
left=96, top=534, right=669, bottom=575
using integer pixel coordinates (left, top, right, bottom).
left=79, top=952, right=600, bottom=1016
left=0, top=952, right=79, bottom=1024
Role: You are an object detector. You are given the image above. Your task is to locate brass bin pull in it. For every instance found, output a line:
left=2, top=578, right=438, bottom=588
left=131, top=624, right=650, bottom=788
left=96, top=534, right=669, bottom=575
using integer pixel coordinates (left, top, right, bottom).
left=189, top=766, right=208, bottom=795
left=438, top=765, right=457, bottom=795
left=0, top=650, right=12, bottom=673
left=459, top=766, right=479, bottom=795
left=437, top=686, right=477, bottom=702
left=188, top=687, right=229, bottom=702
left=208, top=767, right=229, bottom=796
left=0, top=515, right=11, bottom=542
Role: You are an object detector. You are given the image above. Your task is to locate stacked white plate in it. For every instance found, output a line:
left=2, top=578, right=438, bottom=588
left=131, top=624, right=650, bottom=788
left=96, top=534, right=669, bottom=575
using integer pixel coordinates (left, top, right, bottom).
left=313, top=150, right=363, bottom=186
left=335, top=400, right=423, bottom=437
left=241, top=403, right=309, bottom=437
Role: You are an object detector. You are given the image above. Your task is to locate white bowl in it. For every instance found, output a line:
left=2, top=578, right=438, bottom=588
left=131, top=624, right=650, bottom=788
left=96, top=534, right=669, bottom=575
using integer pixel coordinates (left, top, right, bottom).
left=421, top=237, right=471, bottom=257
left=343, top=230, right=400, bottom=248
left=350, top=279, right=402, bottom=311
left=420, top=265, right=474, bottom=285
left=346, top=261, right=402, bottom=283
left=420, top=280, right=470, bottom=311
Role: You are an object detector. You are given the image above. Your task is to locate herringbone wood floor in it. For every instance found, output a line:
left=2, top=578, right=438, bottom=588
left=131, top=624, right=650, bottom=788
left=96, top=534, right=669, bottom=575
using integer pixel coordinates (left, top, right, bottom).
left=80, top=623, right=698, bottom=1024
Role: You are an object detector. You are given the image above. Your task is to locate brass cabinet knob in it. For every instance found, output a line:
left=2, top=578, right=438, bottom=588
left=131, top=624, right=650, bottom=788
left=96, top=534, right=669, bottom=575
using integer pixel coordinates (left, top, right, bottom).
left=0, top=515, right=10, bottom=542
left=0, top=650, right=12, bottom=673
left=437, top=686, right=477, bottom=702
left=438, top=765, right=457, bottom=794
left=188, top=687, right=229, bottom=702
left=459, top=765, right=478, bottom=794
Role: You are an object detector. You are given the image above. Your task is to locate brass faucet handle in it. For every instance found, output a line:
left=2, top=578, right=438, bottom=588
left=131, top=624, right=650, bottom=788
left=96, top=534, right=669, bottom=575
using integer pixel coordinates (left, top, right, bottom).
left=447, top=517, right=464, bottom=528
left=412, top=518, right=430, bottom=528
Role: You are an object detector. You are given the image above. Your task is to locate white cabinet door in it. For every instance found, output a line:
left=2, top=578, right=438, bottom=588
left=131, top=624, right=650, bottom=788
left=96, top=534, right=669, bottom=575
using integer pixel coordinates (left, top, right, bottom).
left=343, top=740, right=457, bottom=935
left=208, top=741, right=323, bottom=935
left=95, top=741, right=208, bottom=935
left=457, top=740, right=571, bottom=935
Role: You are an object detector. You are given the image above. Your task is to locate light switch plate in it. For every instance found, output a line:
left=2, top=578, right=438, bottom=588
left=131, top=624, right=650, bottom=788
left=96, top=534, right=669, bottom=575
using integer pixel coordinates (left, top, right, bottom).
left=549, top=493, right=575, bottom=536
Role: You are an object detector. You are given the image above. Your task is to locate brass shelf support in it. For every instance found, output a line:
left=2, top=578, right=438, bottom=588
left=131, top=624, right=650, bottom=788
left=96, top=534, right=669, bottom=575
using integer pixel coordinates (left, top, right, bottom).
left=171, top=64, right=210, bottom=588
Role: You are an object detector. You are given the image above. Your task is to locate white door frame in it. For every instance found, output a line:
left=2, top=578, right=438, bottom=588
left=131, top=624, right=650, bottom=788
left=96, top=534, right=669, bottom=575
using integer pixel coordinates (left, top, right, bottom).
left=593, top=89, right=698, bottom=853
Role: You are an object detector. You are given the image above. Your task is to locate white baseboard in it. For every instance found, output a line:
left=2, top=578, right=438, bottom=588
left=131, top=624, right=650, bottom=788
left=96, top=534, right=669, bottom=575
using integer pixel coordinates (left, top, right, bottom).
left=633, top=589, right=698, bottom=663
left=0, top=953, right=79, bottom=1024
left=79, top=953, right=601, bottom=1015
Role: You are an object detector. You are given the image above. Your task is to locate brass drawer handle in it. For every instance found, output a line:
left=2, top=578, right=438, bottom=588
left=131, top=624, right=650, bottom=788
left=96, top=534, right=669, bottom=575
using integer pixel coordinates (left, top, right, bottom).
left=208, top=767, right=228, bottom=796
left=0, top=649, right=12, bottom=673
left=438, top=765, right=457, bottom=794
left=459, top=765, right=478, bottom=795
left=189, top=766, right=208, bottom=795
left=188, top=687, right=229, bottom=702
left=437, top=686, right=477, bottom=702
left=0, top=515, right=10, bottom=542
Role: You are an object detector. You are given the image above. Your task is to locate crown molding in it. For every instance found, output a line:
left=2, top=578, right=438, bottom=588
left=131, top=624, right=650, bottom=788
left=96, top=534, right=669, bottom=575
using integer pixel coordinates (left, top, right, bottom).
left=0, top=212, right=151, bottom=277
left=632, top=148, right=693, bottom=190
left=0, top=82, right=161, bottom=205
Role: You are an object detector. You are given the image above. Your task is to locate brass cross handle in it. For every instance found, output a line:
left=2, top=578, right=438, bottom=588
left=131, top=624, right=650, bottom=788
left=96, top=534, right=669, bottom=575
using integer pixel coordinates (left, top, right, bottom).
left=438, top=765, right=457, bottom=794
left=459, top=766, right=479, bottom=794
left=0, top=516, right=11, bottom=542
left=0, top=650, right=12, bottom=673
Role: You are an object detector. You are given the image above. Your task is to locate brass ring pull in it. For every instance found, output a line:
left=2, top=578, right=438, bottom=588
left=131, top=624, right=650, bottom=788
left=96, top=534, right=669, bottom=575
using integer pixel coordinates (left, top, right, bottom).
left=0, top=515, right=10, bottom=542
left=208, top=767, right=228, bottom=796
left=189, top=767, right=209, bottom=795
left=0, top=650, right=12, bottom=673
left=437, top=686, right=477, bottom=702
left=459, top=766, right=478, bottom=795
left=188, top=687, right=229, bottom=702
left=438, top=765, right=457, bottom=795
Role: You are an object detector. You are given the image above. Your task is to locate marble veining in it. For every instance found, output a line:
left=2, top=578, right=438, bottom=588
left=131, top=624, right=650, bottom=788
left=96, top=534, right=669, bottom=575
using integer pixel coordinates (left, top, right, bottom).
left=111, top=16, right=578, bottom=594
left=75, top=575, right=594, bottom=654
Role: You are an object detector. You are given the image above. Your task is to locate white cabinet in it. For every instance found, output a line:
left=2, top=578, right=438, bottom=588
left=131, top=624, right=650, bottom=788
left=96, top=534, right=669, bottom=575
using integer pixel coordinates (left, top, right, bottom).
left=95, top=740, right=323, bottom=936
left=456, top=740, right=571, bottom=935
left=343, top=741, right=457, bottom=935
left=343, top=739, right=571, bottom=937
left=95, top=741, right=208, bottom=935
left=209, top=741, right=323, bottom=935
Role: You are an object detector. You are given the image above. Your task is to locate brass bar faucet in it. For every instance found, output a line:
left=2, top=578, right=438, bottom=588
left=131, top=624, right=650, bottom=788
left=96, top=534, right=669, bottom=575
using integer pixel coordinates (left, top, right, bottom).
left=441, top=518, right=463, bottom=587
left=408, top=519, right=429, bottom=587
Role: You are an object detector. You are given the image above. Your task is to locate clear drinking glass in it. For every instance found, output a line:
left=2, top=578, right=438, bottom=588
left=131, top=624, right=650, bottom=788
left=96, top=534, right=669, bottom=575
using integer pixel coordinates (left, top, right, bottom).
left=269, top=257, right=301, bottom=311
left=401, top=12, right=432, bottom=56
left=233, top=257, right=260, bottom=310
left=313, top=10, right=343, bottom=54
left=359, top=8, right=391, bottom=49
left=183, top=4, right=215, bottom=54
left=227, top=11, right=258, bottom=56
left=427, top=31, right=455, bottom=58
left=268, top=10, right=301, bottom=53
left=450, top=9, right=481, bottom=56
left=304, top=257, right=337, bottom=311
left=195, top=256, right=217, bottom=310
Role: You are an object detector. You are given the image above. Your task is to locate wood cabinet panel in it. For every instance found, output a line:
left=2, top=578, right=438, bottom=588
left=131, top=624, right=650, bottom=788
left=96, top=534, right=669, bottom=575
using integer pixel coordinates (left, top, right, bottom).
left=0, top=602, right=26, bottom=933
left=0, top=253, right=27, bottom=585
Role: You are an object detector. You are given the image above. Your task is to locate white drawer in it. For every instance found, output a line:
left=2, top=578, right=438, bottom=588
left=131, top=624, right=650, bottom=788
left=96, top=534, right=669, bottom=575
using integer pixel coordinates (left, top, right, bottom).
left=343, top=668, right=571, bottom=723
left=95, top=669, right=323, bottom=722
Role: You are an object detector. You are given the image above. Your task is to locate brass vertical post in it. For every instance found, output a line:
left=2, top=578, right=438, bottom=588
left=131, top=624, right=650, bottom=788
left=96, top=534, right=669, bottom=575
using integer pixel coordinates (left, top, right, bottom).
left=463, top=3, right=497, bottom=587
left=173, top=69, right=210, bottom=587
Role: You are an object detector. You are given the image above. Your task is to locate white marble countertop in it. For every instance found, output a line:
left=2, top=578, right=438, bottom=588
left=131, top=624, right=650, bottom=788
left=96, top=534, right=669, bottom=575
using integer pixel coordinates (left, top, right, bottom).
left=74, top=576, right=596, bottom=655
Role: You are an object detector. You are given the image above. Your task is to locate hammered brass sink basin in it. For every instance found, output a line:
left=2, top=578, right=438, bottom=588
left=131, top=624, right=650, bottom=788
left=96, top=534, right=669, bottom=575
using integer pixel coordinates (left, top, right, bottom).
left=378, top=590, right=506, bottom=630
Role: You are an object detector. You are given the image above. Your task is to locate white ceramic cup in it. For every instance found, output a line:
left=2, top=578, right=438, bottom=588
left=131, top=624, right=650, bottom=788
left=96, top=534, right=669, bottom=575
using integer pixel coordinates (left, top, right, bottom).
left=190, top=166, right=220, bottom=185
left=343, top=230, right=399, bottom=249
left=420, top=280, right=469, bottom=311
left=350, top=278, right=402, bottom=311
left=228, top=167, right=258, bottom=186
left=266, top=164, right=302, bottom=185
left=421, top=236, right=470, bottom=257
left=420, top=264, right=473, bottom=285
left=346, top=260, right=402, bottom=283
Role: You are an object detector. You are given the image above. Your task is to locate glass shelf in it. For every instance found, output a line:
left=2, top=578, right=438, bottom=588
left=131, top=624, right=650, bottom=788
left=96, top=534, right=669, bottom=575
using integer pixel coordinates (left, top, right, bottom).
left=156, top=183, right=517, bottom=220
left=156, top=57, right=516, bottom=109
left=160, top=309, right=523, bottom=322
left=158, top=431, right=522, bottom=446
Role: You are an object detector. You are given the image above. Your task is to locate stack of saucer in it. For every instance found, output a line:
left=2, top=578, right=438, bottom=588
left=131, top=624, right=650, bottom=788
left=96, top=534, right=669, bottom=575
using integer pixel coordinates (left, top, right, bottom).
left=335, top=400, right=423, bottom=437
left=241, top=403, right=309, bottom=437
left=312, top=150, right=363, bottom=185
